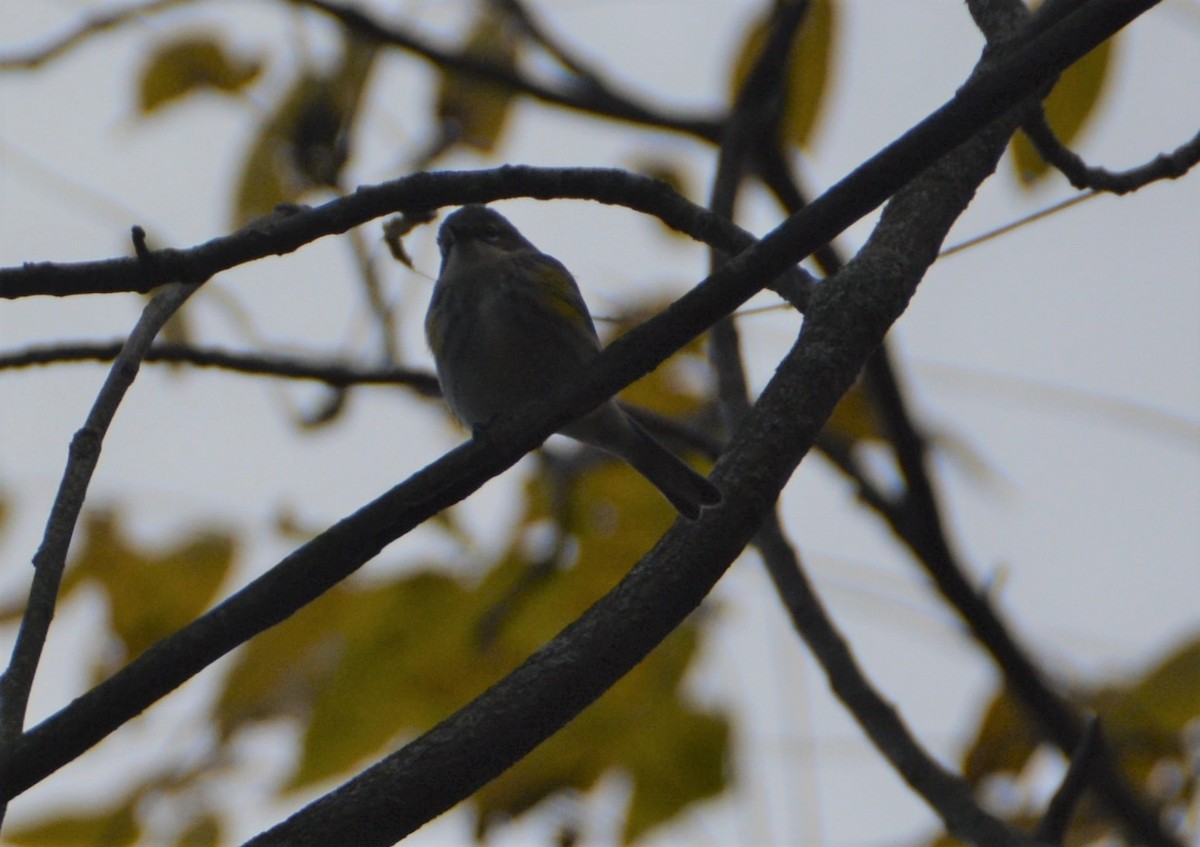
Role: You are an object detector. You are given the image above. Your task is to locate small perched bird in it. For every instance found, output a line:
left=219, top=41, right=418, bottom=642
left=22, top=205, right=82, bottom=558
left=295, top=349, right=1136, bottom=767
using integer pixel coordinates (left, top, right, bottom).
left=425, top=204, right=721, bottom=519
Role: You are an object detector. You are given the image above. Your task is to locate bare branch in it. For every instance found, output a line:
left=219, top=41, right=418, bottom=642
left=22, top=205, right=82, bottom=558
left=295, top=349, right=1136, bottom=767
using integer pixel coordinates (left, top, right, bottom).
left=0, top=0, right=188, bottom=70
left=0, top=341, right=440, bottom=394
left=1036, top=715, right=1105, bottom=844
left=0, top=278, right=199, bottom=825
left=294, top=0, right=723, bottom=142
left=1021, top=114, right=1200, bottom=193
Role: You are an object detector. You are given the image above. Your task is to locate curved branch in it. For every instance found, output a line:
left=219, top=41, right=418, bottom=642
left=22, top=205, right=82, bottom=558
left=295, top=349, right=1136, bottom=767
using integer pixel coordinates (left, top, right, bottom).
left=1, top=0, right=1154, bottom=303
left=1021, top=113, right=1200, bottom=193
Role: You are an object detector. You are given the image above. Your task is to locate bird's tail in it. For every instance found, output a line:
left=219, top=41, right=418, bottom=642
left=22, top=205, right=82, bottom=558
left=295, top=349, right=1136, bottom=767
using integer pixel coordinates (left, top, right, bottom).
left=571, top=406, right=721, bottom=520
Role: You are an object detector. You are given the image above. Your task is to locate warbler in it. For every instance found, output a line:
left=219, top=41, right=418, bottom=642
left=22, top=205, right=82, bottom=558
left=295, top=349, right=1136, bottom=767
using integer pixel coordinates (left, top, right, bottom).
left=425, top=204, right=721, bottom=519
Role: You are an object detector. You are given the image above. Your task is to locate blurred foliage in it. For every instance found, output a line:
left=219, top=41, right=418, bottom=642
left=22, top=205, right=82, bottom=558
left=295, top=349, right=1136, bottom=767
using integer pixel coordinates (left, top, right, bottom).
left=59, top=510, right=236, bottom=675
left=729, top=0, right=837, bottom=149
left=5, top=799, right=141, bottom=847
left=930, top=635, right=1200, bottom=847
left=1011, top=36, right=1114, bottom=184
left=820, top=379, right=887, bottom=448
left=434, top=5, right=521, bottom=156
left=231, top=31, right=378, bottom=226
left=137, top=33, right=262, bottom=114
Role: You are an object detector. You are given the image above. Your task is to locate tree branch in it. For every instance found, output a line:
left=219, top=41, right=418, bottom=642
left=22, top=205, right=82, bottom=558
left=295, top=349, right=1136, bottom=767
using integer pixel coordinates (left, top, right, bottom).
left=1036, top=715, right=1105, bottom=844
left=0, top=276, right=199, bottom=825
left=293, top=0, right=724, bottom=142
left=0, top=0, right=188, bottom=70
left=1020, top=114, right=1200, bottom=193
left=0, top=341, right=440, bottom=393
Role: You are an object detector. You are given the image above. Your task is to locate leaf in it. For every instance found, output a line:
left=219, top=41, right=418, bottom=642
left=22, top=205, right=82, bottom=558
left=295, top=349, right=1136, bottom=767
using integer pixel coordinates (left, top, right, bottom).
left=231, top=34, right=377, bottom=226
left=138, top=34, right=261, bottom=114
left=820, top=380, right=886, bottom=448
left=435, top=7, right=520, bottom=153
left=607, top=301, right=715, bottom=425
left=729, top=0, right=837, bottom=149
left=62, top=510, right=236, bottom=665
left=382, top=210, right=438, bottom=269
left=4, top=799, right=141, bottom=847
left=961, top=688, right=1040, bottom=782
left=172, top=814, right=222, bottom=847
left=1122, top=637, right=1200, bottom=731
left=958, top=637, right=1200, bottom=846
left=1011, top=36, right=1115, bottom=184
left=1087, top=635, right=1200, bottom=788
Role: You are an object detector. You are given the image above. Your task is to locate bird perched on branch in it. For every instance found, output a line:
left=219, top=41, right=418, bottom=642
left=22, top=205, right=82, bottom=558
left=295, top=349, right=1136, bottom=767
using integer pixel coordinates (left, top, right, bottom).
left=425, top=204, right=721, bottom=519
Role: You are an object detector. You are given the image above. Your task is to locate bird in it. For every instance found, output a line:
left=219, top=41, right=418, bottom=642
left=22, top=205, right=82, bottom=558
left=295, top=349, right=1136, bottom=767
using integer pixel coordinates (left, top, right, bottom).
left=425, top=204, right=721, bottom=519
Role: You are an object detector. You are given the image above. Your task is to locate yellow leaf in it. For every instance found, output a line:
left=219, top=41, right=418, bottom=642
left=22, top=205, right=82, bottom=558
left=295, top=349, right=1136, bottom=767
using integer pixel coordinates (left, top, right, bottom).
left=820, top=379, right=886, bottom=447
left=607, top=300, right=714, bottom=424
left=961, top=688, right=1039, bottom=782
left=1123, top=636, right=1200, bottom=731
left=231, top=34, right=377, bottom=226
left=286, top=573, right=483, bottom=788
left=63, top=511, right=235, bottom=664
left=436, top=8, right=520, bottom=153
left=138, top=34, right=261, bottom=114
left=4, top=799, right=140, bottom=847
left=1088, top=635, right=1200, bottom=787
left=729, top=0, right=837, bottom=149
left=172, top=814, right=222, bottom=847
left=1011, top=36, right=1115, bottom=184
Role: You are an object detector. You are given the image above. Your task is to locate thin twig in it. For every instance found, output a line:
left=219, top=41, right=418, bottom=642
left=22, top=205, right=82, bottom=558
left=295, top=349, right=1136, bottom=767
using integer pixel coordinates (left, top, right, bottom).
left=1022, top=113, right=1200, bottom=193
left=493, top=0, right=619, bottom=94
left=1036, top=715, right=1105, bottom=844
left=0, top=276, right=200, bottom=826
left=0, top=0, right=188, bottom=70
left=294, top=0, right=723, bottom=142
left=0, top=341, right=440, bottom=394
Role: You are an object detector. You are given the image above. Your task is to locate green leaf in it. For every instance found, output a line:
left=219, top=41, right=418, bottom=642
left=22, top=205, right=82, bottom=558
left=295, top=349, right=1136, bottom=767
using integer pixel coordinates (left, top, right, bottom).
left=1089, top=635, right=1200, bottom=787
left=1011, top=37, right=1115, bottom=184
left=729, top=0, right=837, bottom=149
left=137, top=34, right=261, bottom=114
left=172, top=814, right=222, bottom=847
